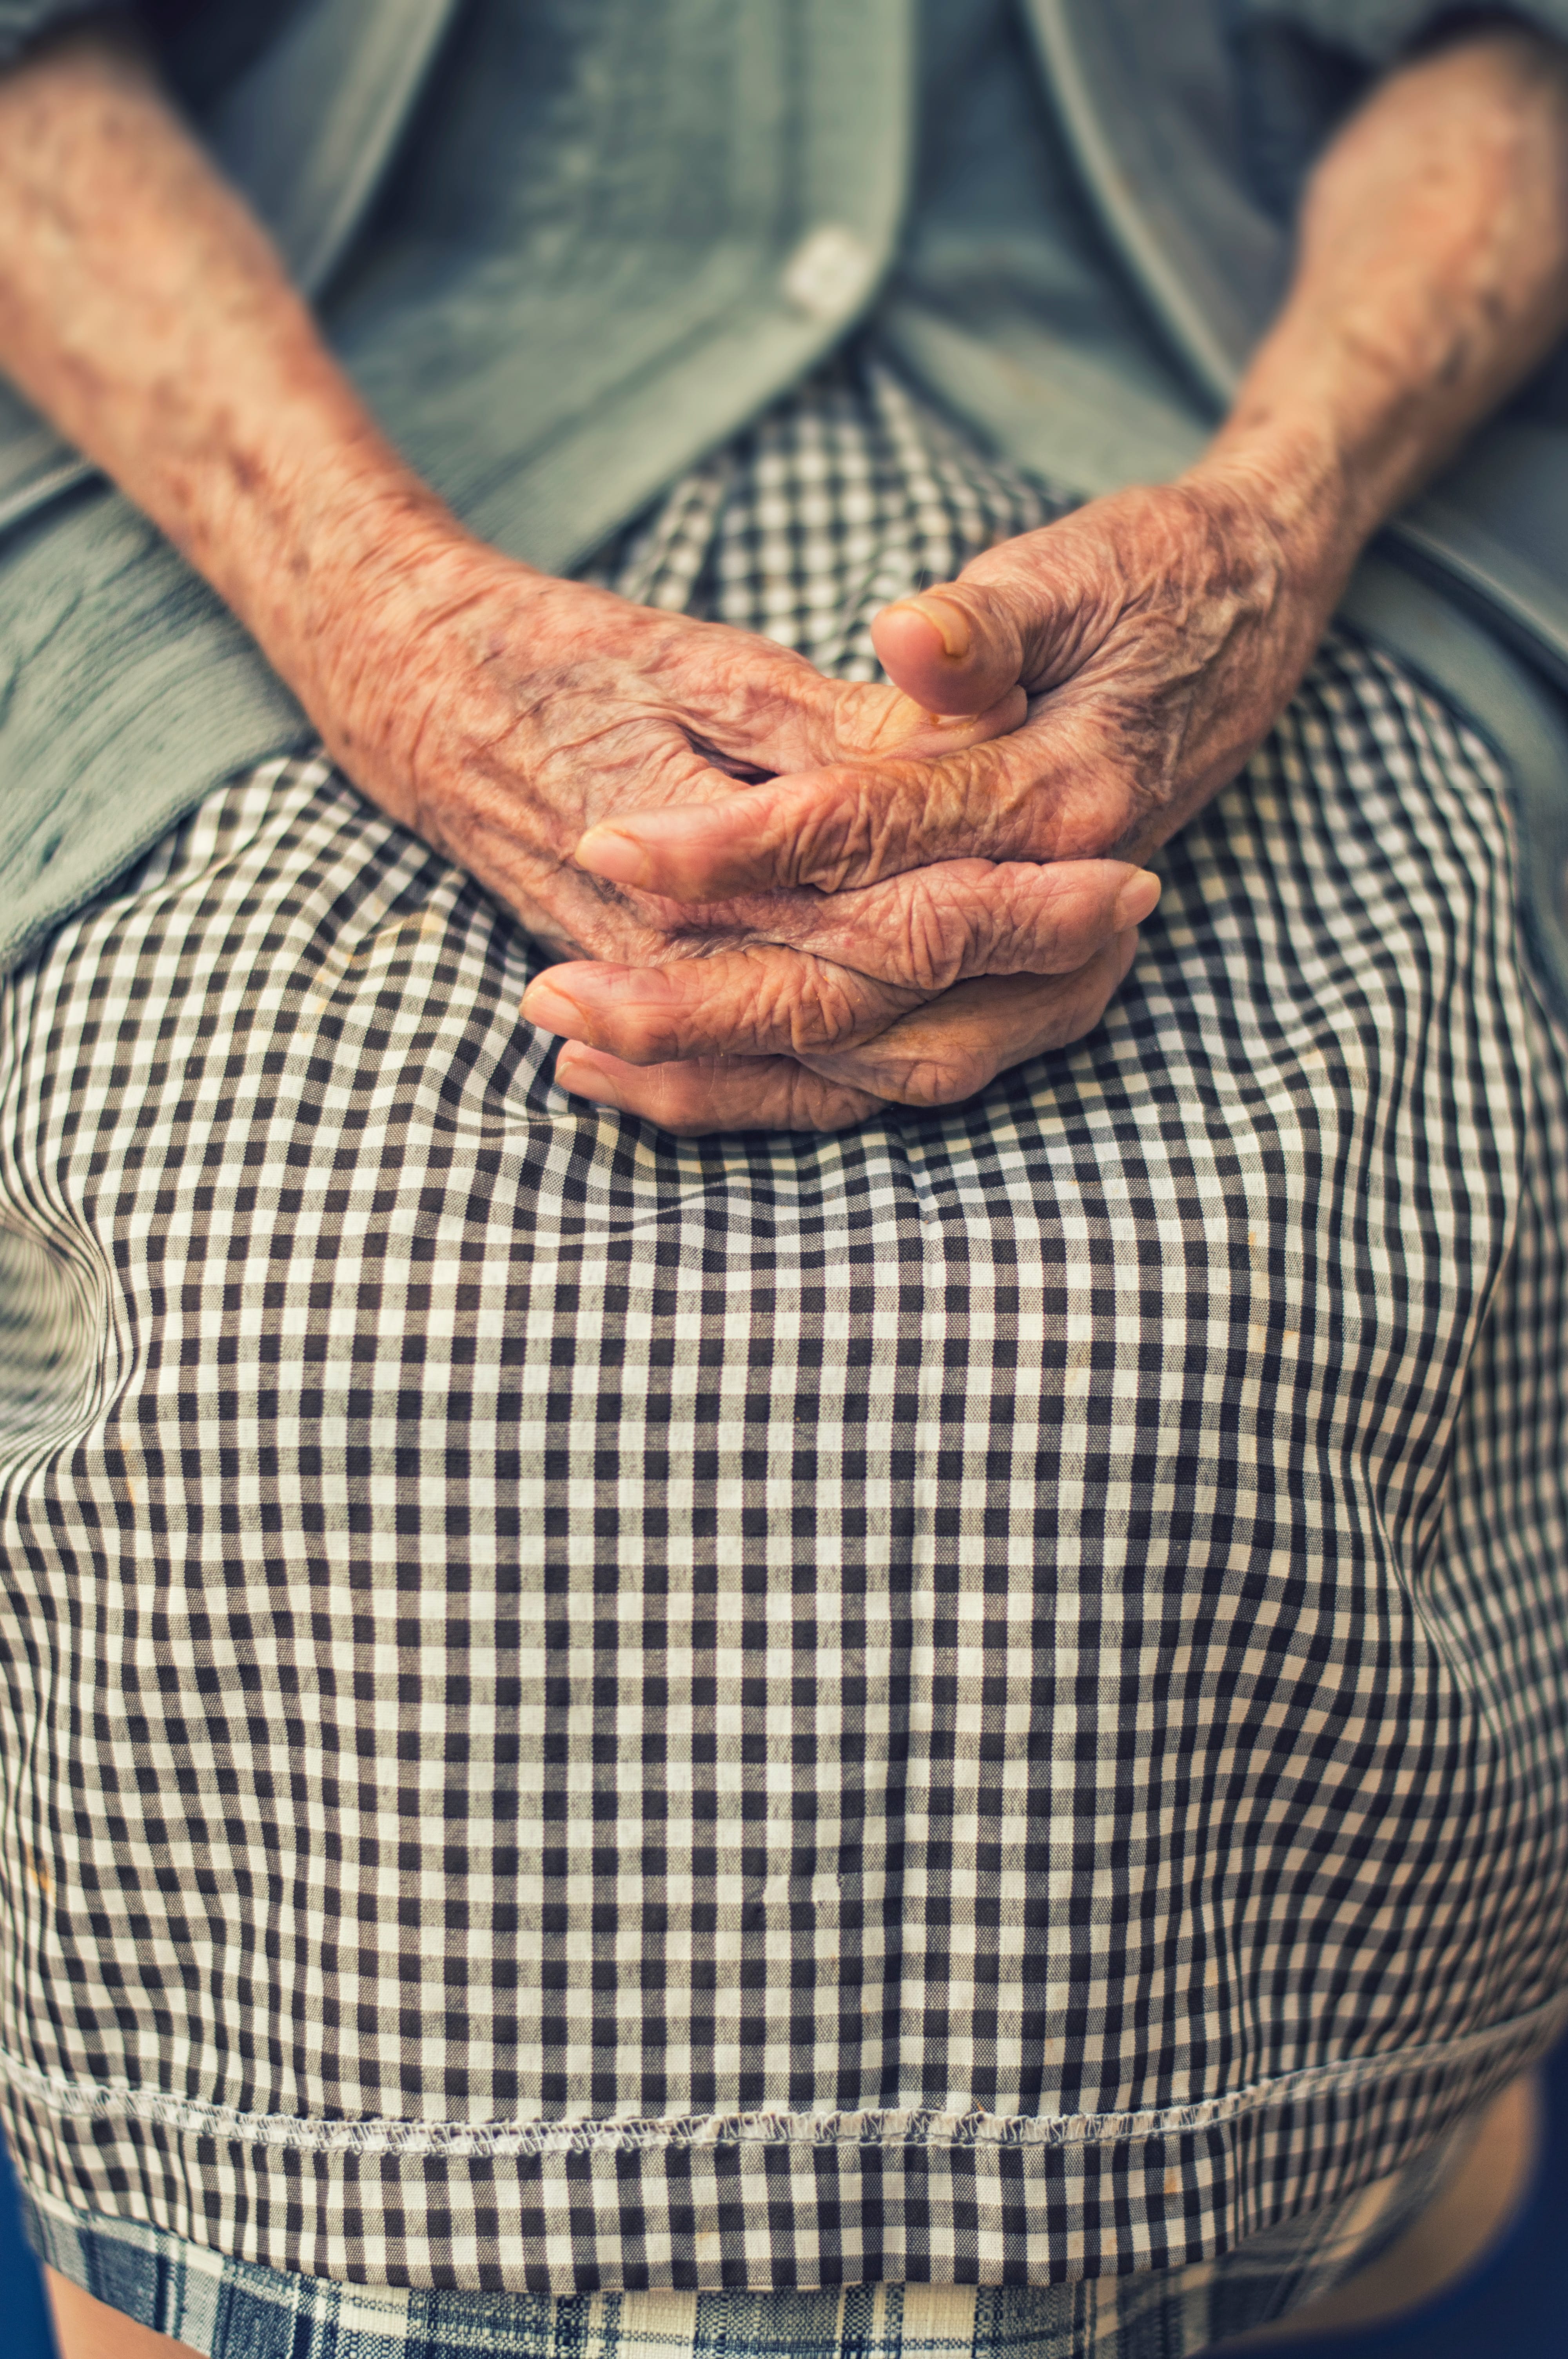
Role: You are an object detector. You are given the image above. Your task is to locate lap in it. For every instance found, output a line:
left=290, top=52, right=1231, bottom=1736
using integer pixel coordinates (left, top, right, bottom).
left=1, top=351, right=1565, bottom=2299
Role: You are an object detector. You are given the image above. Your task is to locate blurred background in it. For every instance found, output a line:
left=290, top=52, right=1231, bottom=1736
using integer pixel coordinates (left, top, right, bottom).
left=2, top=2038, right=1566, bottom=2357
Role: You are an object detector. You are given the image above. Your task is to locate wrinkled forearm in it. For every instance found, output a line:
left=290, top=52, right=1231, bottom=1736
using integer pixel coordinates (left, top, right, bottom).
left=1198, top=23, right=1568, bottom=599
left=0, top=15, right=464, bottom=712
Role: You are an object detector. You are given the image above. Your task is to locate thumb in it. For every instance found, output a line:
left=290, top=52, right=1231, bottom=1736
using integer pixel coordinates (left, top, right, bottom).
left=871, top=580, right=1033, bottom=717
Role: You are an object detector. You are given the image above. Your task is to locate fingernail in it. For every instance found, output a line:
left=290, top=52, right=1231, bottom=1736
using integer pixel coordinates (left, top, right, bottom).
left=1114, top=870, right=1162, bottom=930
left=555, top=1050, right=624, bottom=1108
left=526, top=967, right=679, bottom=1034
left=575, top=826, right=652, bottom=887
left=887, top=594, right=971, bottom=660
left=521, top=978, right=585, bottom=1035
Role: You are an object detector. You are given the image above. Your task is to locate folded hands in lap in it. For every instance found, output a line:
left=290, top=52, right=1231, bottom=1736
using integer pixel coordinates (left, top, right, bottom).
left=315, top=537, right=1139, bottom=1136
left=494, top=465, right=1339, bottom=1134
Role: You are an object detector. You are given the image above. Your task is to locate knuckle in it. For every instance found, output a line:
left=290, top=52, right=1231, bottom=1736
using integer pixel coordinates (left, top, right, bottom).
left=782, top=1068, right=835, bottom=1128
left=892, top=871, right=994, bottom=991
left=783, top=1067, right=880, bottom=1133
left=892, top=894, right=960, bottom=995
left=848, top=1045, right=986, bottom=1109
left=734, top=952, right=866, bottom=1056
left=947, top=740, right=1038, bottom=847
left=789, top=780, right=904, bottom=892
left=901, top=1050, right=988, bottom=1107
left=779, top=964, right=873, bottom=1055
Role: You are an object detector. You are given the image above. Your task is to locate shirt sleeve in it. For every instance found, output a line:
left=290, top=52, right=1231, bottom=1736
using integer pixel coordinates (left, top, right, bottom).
left=1230, top=2, right=1568, bottom=64
left=0, top=1, right=131, bottom=69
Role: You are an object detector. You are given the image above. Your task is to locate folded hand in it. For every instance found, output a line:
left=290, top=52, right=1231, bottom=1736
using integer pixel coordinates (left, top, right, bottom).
left=318, top=537, right=1154, bottom=1132
left=541, top=463, right=1342, bottom=1130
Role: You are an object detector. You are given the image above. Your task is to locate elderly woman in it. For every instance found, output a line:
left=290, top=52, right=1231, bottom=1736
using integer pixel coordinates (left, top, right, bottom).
left=1, top=2, right=1567, bottom=2355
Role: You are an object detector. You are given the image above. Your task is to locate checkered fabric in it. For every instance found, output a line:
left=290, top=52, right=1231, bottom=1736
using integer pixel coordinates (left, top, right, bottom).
left=16, top=2119, right=1470, bottom=2359
left=0, top=345, right=1566, bottom=2310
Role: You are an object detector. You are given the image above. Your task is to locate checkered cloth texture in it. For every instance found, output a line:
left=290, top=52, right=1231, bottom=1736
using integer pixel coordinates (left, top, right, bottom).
left=0, top=347, right=1565, bottom=2308
left=17, top=2121, right=1468, bottom=2359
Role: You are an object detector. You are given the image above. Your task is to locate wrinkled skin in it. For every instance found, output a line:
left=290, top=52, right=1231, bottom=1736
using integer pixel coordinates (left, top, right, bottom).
left=7, top=22, right=1568, bottom=1155
left=532, top=466, right=1345, bottom=1132
left=314, top=535, right=1163, bottom=1133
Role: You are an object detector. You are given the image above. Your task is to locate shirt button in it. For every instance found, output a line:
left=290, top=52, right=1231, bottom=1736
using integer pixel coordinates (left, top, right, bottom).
left=782, top=225, right=877, bottom=322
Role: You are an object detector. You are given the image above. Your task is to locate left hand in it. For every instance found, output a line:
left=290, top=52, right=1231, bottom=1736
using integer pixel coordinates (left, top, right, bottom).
left=545, top=936, right=1145, bottom=1134
left=538, top=459, right=1345, bottom=1126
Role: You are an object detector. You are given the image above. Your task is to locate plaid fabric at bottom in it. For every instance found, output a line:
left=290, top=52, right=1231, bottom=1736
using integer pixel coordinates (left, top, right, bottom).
left=2, top=343, right=1568, bottom=2315
left=19, top=2119, right=1470, bottom=2359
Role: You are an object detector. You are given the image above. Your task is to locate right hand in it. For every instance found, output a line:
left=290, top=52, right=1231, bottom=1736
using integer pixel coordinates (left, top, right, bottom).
left=303, top=531, right=1159, bottom=1127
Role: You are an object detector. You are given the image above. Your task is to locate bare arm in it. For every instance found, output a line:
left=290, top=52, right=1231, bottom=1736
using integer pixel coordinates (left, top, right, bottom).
left=1215, top=19, right=1568, bottom=552
left=562, top=21, right=1568, bottom=1129
left=0, top=15, right=446, bottom=716
left=15, top=17, right=1560, bottom=732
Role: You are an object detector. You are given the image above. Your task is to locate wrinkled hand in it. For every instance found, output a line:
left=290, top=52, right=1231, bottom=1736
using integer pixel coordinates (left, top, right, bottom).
left=315, top=534, right=1154, bottom=1131
left=545, top=464, right=1343, bottom=1127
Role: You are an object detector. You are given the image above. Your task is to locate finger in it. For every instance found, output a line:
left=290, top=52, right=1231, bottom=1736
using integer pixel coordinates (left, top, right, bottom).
left=868, top=525, right=1102, bottom=717
left=870, top=589, right=1029, bottom=720
left=525, top=947, right=921, bottom=1065
left=656, top=617, right=1027, bottom=778
left=718, top=858, right=1159, bottom=989
left=573, top=720, right=1136, bottom=904
left=554, top=1042, right=884, bottom=1137
left=796, top=931, right=1140, bottom=1108
left=554, top=932, right=1142, bottom=1133
left=525, top=859, right=1158, bottom=1060
left=799, top=676, right=1029, bottom=766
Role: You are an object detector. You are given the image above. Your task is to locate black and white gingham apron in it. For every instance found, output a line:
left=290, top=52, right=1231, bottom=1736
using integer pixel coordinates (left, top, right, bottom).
left=0, top=349, right=1566, bottom=2346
